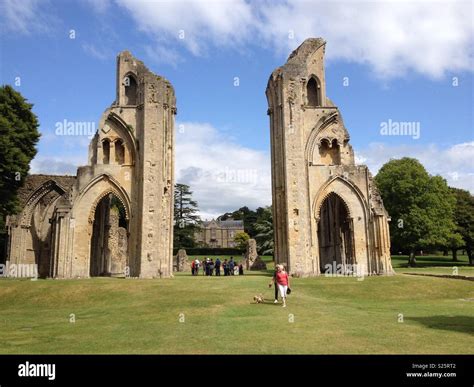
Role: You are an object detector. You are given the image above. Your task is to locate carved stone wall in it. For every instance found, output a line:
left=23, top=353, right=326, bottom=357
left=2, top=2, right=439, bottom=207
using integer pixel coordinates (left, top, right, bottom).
left=174, top=249, right=190, bottom=272
left=5, top=51, right=175, bottom=279
left=266, top=38, right=393, bottom=277
left=245, top=239, right=267, bottom=271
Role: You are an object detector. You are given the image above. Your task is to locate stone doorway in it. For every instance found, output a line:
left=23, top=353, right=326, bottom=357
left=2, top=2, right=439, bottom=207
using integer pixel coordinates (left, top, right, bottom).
left=317, top=193, right=355, bottom=274
left=89, top=193, right=128, bottom=277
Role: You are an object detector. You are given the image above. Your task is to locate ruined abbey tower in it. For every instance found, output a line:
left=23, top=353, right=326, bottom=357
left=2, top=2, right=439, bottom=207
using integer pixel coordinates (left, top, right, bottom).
left=6, top=51, right=176, bottom=278
left=266, top=38, right=393, bottom=277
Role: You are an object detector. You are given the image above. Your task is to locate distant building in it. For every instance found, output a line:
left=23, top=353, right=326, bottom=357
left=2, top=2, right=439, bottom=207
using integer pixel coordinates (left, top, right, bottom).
left=195, top=219, right=244, bottom=248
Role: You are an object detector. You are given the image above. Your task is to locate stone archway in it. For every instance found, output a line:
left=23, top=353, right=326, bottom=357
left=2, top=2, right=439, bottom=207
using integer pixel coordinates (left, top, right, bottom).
left=312, top=176, right=371, bottom=276
left=71, top=174, right=131, bottom=278
left=89, top=193, right=128, bottom=277
left=317, top=193, right=354, bottom=274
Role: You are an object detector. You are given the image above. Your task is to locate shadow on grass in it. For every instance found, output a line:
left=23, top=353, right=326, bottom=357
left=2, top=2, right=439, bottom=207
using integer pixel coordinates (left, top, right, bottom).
left=392, top=255, right=472, bottom=269
left=407, top=315, right=474, bottom=335
left=250, top=300, right=284, bottom=307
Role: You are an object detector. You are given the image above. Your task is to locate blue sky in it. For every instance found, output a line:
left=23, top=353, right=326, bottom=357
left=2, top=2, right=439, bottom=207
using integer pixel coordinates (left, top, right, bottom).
left=0, top=0, right=473, bottom=218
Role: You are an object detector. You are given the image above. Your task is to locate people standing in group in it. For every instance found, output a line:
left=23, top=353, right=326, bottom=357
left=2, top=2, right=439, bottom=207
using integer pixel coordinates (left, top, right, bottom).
left=269, top=264, right=290, bottom=307
left=188, top=257, right=254, bottom=278
left=223, top=259, right=229, bottom=276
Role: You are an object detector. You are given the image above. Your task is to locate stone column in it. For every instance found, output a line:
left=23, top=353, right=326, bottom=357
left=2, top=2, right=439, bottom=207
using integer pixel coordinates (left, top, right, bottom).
left=245, top=239, right=266, bottom=270
left=50, top=202, right=72, bottom=278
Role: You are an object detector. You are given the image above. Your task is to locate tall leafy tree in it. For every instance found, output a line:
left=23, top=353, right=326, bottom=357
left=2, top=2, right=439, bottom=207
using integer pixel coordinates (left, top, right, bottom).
left=254, top=206, right=274, bottom=256
left=0, top=85, right=40, bottom=217
left=451, top=188, right=474, bottom=265
left=234, top=231, right=250, bottom=251
left=173, top=183, right=200, bottom=248
left=375, top=158, right=458, bottom=267
left=0, top=86, right=40, bottom=262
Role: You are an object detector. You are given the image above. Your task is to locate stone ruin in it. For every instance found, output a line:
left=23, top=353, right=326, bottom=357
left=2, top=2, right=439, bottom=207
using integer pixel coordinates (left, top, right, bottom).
left=5, top=51, right=175, bottom=279
left=245, top=239, right=267, bottom=271
left=4, top=37, right=393, bottom=280
left=266, top=38, right=393, bottom=277
left=174, top=249, right=191, bottom=272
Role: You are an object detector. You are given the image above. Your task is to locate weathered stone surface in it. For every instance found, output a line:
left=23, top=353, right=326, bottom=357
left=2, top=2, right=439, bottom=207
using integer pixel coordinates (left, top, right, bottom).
left=266, top=38, right=393, bottom=277
left=249, top=256, right=267, bottom=271
left=245, top=239, right=267, bottom=270
left=5, top=51, right=175, bottom=279
left=174, top=249, right=190, bottom=272
left=245, top=239, right=258, bottom=269
left=107, top=207, right=128, bottom=277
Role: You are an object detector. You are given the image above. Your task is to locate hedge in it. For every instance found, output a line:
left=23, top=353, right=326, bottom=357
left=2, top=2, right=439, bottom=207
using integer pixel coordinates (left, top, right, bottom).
left=173, top=247, right=244, bottom=256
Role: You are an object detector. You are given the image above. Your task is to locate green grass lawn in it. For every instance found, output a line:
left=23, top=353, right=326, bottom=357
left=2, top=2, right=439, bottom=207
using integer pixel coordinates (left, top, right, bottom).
left=392, top=254, right=474, bottom=276
left=0, top=255, right=472, bottom=354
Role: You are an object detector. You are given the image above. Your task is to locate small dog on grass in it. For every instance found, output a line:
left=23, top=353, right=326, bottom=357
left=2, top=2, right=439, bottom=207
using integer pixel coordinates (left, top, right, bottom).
left=253, top=294, right=264, bottom=304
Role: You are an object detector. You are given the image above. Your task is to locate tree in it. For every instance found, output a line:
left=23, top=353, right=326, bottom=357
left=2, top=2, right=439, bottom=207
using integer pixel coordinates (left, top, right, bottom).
left=446, top=232, right=464, bottom=262
left=0, top=85, right=40, bottom=217
left=254, top=206, right=274, bottom=256
left=234, top=231, right=250, bottom=251
left=375, top=158, right=458, bottom=267
left=173, top=183, right=201, bottom=248
left=451, top=188, right=474, bottom=265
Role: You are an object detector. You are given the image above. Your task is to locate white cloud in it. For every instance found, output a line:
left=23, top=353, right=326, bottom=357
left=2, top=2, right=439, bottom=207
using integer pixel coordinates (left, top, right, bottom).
left=110, top=0, right=473, bottom=78
left=84, top=0, right=112, bottom=14
left=0, top=0, right=52, bottom=35
left=144, top=44, right=184, bottom=67
left=4, top=0, right=472, bottom=78
left=115, top=0, right=254, bottom=57
left=355, top=141, right=474, bottom=192
left=82, top=43, right=111, bottom=61
left=176, top=122, right=271, bottom=219
left=30, top=156, right=84, bottom=176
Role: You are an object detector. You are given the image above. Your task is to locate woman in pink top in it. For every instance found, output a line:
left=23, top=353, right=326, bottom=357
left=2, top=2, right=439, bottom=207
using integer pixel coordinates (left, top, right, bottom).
left=269, top=264, right=291, bottom=307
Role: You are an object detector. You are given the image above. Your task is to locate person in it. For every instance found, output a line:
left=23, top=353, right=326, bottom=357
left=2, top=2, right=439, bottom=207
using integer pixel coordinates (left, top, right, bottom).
left=191, top=259, right=196, bottom=275
left=238, top=263, right=244, bottom=275
left=194, top=259, right=200, bottom=275
left=223, top=259, right=229, bottom=276
left=269, top=264, right=290, bottom=307
left=209, top=259, right=215, bottom=276
left=215, top=257, right=221, bottom=276
left=270, top=267, right=279, bottom=303
left=229, top=257, right=235, bottom=275
left=202, top=259, right=207, bottom=276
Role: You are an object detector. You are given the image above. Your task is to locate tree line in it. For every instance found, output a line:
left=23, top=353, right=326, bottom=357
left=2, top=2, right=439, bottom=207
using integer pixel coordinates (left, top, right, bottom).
left=375, top=157, right=473, bottom=266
